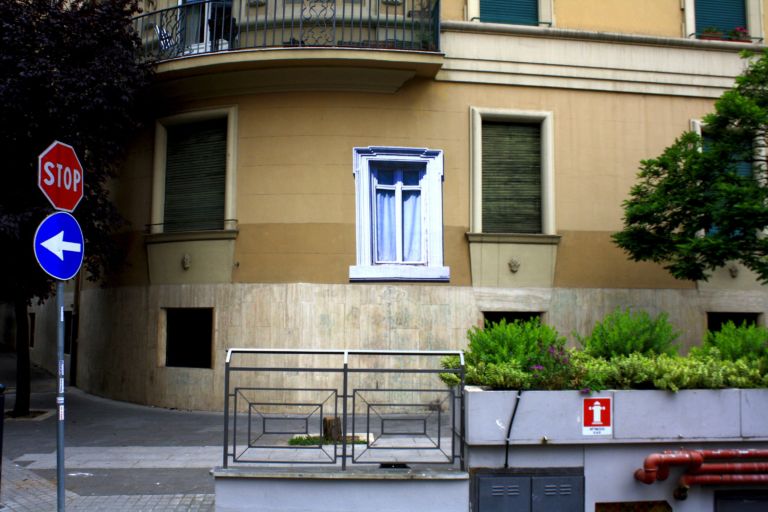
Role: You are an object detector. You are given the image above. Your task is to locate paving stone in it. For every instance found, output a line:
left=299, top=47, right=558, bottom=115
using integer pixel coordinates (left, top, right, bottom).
left=1, top=459, right=214, bottom=512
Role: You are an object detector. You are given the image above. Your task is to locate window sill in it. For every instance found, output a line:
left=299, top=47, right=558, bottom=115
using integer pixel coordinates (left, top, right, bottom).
left=145, top=229, right=238, bottom=245
left=349, top=264, right=450, bottom=282
left=466, top=232, right=561, bottom=245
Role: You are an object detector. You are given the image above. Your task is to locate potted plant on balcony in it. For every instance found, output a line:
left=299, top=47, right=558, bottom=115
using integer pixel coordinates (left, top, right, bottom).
left=700, top=26, right=724, bottom=40
left=729, top=26, right=751, bottom=42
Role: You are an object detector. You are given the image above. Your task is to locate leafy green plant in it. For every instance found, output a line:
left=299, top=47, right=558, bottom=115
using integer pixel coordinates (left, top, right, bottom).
left=700, top=321, right=768, bottom=361
left=578, top=308, right=679, bottom=359
left=467, top=361, right=532, bottom=390
left=465, top=318, right=567, bottom=368
left=570, top=351, right=620, bottom=392
left=439, top=355, right=463, bottom=387
left=612, top=51, right=768, bottom=284
left=442, top=318, right=572, bottom=390
left=442, top=311, right=766, bottom=392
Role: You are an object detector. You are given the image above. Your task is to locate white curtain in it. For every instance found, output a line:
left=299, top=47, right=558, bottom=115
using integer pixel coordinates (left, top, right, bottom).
left=402, top=190, right=421, bottom=262
left=376, top=189, right=395, bottom=261
left=375, top=168, right=422, bottom=263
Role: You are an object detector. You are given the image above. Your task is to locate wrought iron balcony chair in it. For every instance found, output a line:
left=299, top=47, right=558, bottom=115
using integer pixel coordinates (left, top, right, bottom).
left=154, top=24, right=184, bottom=58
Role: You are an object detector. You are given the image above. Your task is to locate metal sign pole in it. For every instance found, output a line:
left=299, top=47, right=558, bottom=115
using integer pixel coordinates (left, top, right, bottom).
left=56, top=280, right=66, bottom=511
left=35, top=140, right=85, bottom=512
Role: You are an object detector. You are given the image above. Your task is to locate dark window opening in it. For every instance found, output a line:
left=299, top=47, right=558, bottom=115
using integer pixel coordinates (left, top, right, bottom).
left=595, top=501, right=672, bottom=512
left=165, top=308, right=213, bottom=369
left=28, top=312, right=36, bottom=348
left=483, top=311, right=542, bottom=326
left=707, top=312, right=760, bottom=332
left=716, top=490, right=768, bottom=512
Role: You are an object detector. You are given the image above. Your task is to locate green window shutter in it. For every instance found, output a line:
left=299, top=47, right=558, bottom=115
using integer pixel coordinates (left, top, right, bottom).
left=164, top=118, right=227, bottom=232
left=480, top=0, right=538, bottom=25
left=695, top=0, right=746, bottom=35
left=482, top=122, right=542, bottom=233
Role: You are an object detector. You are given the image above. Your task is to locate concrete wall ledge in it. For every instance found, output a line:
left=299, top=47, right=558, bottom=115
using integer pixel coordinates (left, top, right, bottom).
left=213, top=466, right=469, bottom=480
left=214, top=467, right=470, bottom=512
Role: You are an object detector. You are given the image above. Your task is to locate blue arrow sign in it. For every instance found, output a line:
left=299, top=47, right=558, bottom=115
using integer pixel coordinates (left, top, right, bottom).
left=34, top=212, right=84, bottom=281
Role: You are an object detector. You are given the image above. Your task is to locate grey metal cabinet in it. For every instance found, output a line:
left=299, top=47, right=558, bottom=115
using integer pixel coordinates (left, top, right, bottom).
left=531, top=476, right=583, bottom=512
left=477, top=476, right=531, bottom=512
left=476, top=474, right=583, bottom=512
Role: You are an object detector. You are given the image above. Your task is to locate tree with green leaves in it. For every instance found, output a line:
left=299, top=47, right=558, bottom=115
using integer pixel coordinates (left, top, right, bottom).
left=0, top=0, right=153, bottom=416
left=613, top=50, right=768, bottom=284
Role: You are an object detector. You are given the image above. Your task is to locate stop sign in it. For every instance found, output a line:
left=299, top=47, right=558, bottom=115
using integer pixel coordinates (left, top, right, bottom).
left=38, top=141, right=84, bottom=212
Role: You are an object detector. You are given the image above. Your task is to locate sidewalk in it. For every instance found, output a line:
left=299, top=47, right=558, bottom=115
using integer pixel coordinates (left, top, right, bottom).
left=0, top=352, right=221, bottom=511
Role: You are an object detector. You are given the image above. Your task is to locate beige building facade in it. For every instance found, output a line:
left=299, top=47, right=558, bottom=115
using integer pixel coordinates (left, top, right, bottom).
left=30, top=0, right=768, bottom=410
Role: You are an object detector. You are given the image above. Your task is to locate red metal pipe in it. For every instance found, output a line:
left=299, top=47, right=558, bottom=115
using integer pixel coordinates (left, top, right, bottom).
left=635, top=449, right=768, bottom=484
left=690, top=462, right=768, bottom=474
left=679, top=473, right=768, bottom=487
left=634, top=451, right=704, bottom=484
left=695, top=449, right=768, bottom=460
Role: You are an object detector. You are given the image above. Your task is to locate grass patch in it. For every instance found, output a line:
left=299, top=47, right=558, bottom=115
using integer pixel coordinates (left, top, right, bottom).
left=288, top=435, right=368, bottom=446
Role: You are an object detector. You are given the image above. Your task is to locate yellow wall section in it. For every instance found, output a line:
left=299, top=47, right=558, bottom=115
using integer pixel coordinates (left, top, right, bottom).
left=556, top=0, right=683, bottom=36
left=117, top=77, right=716, bottom=289
left=441, top=0, right=465, bottom=22
left=554, top=231, right=694, bottom=289
left=233, top=223, right=470, bottom=284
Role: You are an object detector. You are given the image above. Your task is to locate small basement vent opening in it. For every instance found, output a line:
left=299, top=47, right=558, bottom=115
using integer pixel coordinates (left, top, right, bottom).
left=707, top=312, right=761, bottom=332
left=164, top=307, right=213, bottom=369
left=483, top=311, right=542, bottom=326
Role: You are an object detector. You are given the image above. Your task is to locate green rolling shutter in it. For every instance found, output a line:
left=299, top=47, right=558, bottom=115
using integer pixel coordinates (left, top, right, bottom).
left=482, top=122, right=542, bottom=233
left=695, top=0, right=746, bottom=34
left=164, top=118, right=227, bottom=232
left=480, top=0, right=538, bottom=25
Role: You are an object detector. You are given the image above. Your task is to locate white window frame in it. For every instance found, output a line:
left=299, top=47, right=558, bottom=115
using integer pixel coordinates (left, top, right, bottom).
left=470, top=107, right=555, bottom=235
left=683, top=0, right=764, bottom=40
left=467, top=0, right=554, bottom=26
left=371, top=164, right=427, bottom=265
left=151, top=107, right=238, bottom=235
left=350, top=146, right=449, bottom=281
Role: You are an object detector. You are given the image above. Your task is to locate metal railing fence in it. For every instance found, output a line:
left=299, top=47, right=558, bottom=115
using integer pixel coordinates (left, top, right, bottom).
left=223, top=348, right=465, bottom=470
left=133, top=0, right=440, bottom=61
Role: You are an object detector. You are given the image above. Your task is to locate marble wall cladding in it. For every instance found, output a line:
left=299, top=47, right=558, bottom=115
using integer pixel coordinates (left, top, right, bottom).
left=67, top=282, right=768, bottom=410
left=74, top=283, right=479, bottom=410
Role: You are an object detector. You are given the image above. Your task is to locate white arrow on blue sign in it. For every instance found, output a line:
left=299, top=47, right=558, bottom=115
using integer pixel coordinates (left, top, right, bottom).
left=34, top=212, right=84, bottom=281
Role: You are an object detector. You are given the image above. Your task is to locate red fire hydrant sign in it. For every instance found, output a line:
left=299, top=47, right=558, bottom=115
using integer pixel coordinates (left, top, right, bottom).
left=583, top=397, right=612, bottom=436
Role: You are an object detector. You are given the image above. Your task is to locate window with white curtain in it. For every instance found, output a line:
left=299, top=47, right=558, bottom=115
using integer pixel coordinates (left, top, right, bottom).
left=351, top=147, right=449, bottom=281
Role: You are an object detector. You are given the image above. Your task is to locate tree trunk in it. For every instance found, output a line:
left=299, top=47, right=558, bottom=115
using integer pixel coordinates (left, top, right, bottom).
left=12, top=297, right=30, bottom=417
left=322, top=416, right=342, bottom=443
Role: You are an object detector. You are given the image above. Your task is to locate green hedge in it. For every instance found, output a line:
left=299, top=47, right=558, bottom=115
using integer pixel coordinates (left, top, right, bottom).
left=442, top=314, right=768, bottom=391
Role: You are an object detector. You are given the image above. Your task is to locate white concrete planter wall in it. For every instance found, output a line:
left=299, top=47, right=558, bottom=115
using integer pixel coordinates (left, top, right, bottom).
left=464, top=387, right=768, bottom=512
left=464, top=386, right=768, bottom=446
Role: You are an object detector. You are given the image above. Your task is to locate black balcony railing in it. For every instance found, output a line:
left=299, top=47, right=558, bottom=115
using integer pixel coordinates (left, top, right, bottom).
left=134, top=0, right=440, bottom=62
left=223, top=348, right=465, bottom=470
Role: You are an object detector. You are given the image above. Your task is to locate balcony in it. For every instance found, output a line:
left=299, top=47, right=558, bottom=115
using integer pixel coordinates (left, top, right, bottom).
left=133, top=0, right=443, bottom=93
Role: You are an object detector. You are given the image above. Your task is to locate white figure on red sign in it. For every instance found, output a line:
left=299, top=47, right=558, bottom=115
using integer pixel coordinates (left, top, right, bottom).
left=588, top=400, right=606, bottom=425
